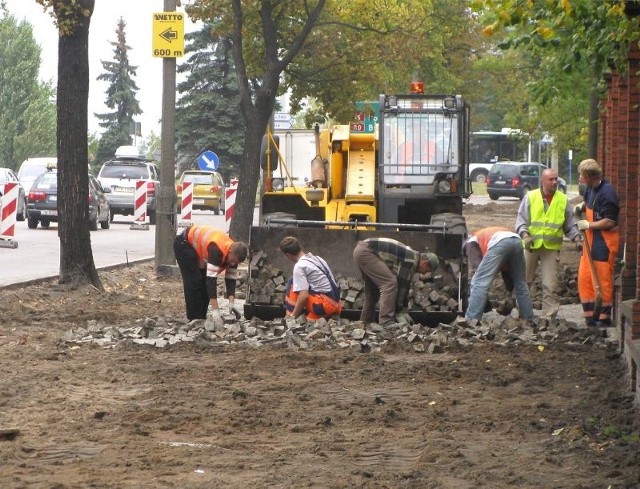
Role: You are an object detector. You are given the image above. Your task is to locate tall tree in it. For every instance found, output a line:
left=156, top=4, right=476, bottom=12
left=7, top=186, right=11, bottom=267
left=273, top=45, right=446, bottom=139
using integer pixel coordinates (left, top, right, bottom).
left=12, top=81, right=57, bottom=163
left=95, top=17, right=141, bottom=164
left=176, top=23, right=245, bottom=182
left=36, top=0, right=100, bottom=288
left=186, top=0, right=327, bottom=242
left=185, top=0, right=460, bottom=241
left=0, top=13, right=56, bottom=169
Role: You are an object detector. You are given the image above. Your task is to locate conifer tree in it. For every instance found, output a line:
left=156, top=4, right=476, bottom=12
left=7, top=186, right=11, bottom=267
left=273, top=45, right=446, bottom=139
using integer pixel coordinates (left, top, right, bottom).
left=95, top=17, right=141, bottom=164
left=176, top=23, right=244, bottom=181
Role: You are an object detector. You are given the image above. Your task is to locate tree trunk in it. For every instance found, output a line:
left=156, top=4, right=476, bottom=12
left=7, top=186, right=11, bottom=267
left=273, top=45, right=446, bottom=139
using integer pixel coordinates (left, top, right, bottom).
left=228, top=93, right=273, bottom=244
left=56, top=0, right=102, bottom=289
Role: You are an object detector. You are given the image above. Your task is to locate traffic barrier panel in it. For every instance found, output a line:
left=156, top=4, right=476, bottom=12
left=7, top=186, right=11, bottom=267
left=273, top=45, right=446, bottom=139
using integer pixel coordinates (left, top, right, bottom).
left=0, top=182, right=19, bottom=248
left=225, top=180, right=238, bottom=233
left=130, top=180, right=150, bottom=230
left=178, top=180, right=193, bottom=228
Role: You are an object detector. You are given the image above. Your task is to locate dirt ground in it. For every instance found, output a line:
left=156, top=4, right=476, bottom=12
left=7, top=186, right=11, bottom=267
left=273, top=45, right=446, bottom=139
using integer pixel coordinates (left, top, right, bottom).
left=0, top=199, right=639, bottom=488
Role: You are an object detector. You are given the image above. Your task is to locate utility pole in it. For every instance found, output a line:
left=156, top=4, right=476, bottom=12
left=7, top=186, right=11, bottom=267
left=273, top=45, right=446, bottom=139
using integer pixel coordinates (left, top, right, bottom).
left=155, top=0, right=179, bottom=275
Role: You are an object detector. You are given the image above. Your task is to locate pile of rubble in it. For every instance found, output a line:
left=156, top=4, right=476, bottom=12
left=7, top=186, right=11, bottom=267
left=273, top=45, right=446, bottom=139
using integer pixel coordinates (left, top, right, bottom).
left=248, top=251, right=461, bottom=313
left=63, top=311, right=615, bottom=353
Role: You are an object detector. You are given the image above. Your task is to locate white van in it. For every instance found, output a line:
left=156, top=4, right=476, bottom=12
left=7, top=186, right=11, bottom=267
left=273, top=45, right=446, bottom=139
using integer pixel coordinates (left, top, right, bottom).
left=17, top=157, right=57, bottom=193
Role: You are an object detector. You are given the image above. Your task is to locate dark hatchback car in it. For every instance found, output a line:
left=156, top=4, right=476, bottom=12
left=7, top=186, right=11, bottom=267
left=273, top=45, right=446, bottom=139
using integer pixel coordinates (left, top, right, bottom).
left=27, top=170, right=112, bottom=230
left=486, top=162, right=567, bottom=200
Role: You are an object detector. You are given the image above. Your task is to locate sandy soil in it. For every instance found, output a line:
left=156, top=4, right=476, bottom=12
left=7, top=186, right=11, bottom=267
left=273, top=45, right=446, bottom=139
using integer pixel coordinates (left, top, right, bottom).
left=0, top=200, right=638, bottom=488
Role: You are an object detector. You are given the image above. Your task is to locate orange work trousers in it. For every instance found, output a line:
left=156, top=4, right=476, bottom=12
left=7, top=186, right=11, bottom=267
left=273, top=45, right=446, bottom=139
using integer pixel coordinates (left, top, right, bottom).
left=578, top=214, right=619, bottom=323
left=285, top=284, right=342, bottom=320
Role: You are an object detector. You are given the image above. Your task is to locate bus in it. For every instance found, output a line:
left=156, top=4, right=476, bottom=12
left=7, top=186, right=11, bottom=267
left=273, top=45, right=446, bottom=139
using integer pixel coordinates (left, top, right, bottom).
left=468, top=128, right=549, bottom=182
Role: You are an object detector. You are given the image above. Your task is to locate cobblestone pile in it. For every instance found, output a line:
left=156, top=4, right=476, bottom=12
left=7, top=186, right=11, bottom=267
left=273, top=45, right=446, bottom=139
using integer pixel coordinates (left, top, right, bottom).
left=63, top=311, right=615, bottom=353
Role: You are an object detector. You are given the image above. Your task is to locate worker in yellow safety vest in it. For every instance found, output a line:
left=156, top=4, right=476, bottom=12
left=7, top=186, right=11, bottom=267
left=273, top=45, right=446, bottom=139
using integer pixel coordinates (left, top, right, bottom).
left=515, top=168, right=582, bottom=319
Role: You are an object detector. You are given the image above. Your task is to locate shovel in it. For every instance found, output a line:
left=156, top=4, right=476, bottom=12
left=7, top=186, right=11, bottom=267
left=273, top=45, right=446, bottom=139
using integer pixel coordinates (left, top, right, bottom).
left=581, top=232, right=602, bottom=319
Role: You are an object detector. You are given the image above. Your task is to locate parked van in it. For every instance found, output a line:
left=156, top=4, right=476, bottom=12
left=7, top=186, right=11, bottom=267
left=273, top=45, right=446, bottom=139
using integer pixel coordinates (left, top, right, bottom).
left=17, top=157, right=57, bottom=193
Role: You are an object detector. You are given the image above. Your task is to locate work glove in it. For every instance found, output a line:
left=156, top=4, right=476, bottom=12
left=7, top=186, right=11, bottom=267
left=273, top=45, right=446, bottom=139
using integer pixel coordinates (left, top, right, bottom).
left=522, top=235, right=533, bottom=250
left=206, top=307, right=222, bottom=321
left=576, top=220, right=590, bottom=231
left=573, top=203, right=585, bottom=218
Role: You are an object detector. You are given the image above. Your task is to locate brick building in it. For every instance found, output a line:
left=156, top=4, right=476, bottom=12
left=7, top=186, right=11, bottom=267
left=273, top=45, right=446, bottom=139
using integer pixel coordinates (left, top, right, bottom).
left=601, top=1, right=640, bottom=405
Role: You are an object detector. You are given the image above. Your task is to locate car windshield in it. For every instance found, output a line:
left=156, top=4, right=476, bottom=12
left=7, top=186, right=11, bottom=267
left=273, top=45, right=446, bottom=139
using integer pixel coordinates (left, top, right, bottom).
left=33, top=172, right=57, bottom=190
left=183, top=173, right=215, bottom=185
left=100, top=165, right=149, bottom=180
left=101, top=164, right=149, bottom=180
left=490, top=164, right=519, bottom=177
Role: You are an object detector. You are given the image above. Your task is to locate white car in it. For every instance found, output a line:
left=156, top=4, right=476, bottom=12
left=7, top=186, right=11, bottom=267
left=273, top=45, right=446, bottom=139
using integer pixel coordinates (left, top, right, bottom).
left=17, top=157, right=57, bottom=194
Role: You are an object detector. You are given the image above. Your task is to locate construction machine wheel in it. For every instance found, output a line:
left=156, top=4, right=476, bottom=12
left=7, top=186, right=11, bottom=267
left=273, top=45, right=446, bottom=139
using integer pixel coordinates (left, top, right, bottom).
left=430, top=213, right=467, bottom=238
left=261, top=212, right=297, bottom=227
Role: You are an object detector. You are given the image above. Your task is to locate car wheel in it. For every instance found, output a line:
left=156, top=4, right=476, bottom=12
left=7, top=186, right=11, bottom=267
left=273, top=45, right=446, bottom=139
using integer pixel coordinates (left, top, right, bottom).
left=110, top=210, right=116, bottom=222
left=41, top=219, right=50, bottom=228
left=214, top=203, right=220, bottom=216
left=519, top=186, right=531, bottom=200
left=488, top=192, right=499, bottom=201
left=89, top=211, right=99, bottom=231
left=149, top=210, right=157, bottom=225
left=101, top=213, right=110, bottom=229
left=27, top=217, right=38, bottom=229
left=17, top=198, right=27, bottom=222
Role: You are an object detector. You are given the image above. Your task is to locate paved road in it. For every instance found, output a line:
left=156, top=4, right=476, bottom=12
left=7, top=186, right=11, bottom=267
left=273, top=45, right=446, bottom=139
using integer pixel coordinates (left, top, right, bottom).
left=0, top=211, right=239, bottom=287
left=1, top=192, right=577, bottom=287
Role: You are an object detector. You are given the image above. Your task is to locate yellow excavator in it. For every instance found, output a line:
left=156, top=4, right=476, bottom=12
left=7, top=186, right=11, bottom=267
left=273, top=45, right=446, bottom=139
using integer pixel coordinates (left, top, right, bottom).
left=245, top=83, right=472, bottom=324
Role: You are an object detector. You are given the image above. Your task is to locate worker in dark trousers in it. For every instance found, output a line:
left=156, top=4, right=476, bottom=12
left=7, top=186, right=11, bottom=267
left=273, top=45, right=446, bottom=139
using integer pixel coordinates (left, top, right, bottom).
left=173, top=225, right=248, bottom=321
left=353, top=237, right=439, bottom=326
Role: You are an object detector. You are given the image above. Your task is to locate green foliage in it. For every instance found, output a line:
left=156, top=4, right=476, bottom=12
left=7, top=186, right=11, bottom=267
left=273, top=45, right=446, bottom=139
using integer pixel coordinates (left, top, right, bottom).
left=12, top=82, right=57, bottom=163
left=175, top=23, right=245, bottom=181
left=469, top=0, right=640, bottom=162
left=285, top=0, right=476, bottom=123
left=140, top=131, right=161, bottom=161
left=0, top=14, right=56, bottom=169
left=95, top=17, right=141, bottom=164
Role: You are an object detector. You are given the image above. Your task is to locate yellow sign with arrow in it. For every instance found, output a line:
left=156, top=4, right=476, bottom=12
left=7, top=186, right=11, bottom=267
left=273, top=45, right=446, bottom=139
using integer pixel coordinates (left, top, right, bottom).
left=152, top=12, right=185, bottom=58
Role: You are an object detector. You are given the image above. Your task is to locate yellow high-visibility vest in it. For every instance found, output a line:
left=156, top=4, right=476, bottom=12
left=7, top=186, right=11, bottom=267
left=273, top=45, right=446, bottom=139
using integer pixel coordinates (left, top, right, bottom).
left=528, top=190, right=567, bottom=250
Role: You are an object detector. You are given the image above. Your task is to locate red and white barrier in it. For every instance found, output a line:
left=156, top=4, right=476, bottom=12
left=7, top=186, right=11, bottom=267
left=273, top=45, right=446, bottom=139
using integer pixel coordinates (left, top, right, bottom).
left=130, top=180, right=149, bottom=230
left=225, top=180, right=238, bottom=233
left=178, top=181, right=193, bottom=227
left=0, top=182, right=19, bottom=248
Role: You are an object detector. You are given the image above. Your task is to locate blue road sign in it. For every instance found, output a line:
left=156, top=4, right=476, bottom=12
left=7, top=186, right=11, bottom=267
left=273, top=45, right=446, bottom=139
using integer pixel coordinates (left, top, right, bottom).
left=198, top=150, right=219, bottom=171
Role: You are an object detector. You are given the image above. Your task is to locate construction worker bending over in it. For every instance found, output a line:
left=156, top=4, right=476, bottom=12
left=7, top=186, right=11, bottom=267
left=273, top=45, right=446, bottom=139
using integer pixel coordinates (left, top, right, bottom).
left=464, top=227, right=533, bottom=322
left=173, top=225, right=248, bottom=321
left=516, top=168, right=581, bottom=319
left=279, top=236, right=342, bottom=320
left=575, top=159, right=620, bottom=327
left=353, top=238, right=439, bottom=326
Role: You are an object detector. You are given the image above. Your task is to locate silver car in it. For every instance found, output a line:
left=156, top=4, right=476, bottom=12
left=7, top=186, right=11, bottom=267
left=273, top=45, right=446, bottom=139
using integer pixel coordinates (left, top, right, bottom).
left=97, top=156, right=160, bottom=224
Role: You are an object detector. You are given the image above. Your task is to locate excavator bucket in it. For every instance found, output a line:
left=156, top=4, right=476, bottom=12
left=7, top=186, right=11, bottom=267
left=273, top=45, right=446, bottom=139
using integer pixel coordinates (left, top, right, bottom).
left=243, top=222, right=466, bottom=326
